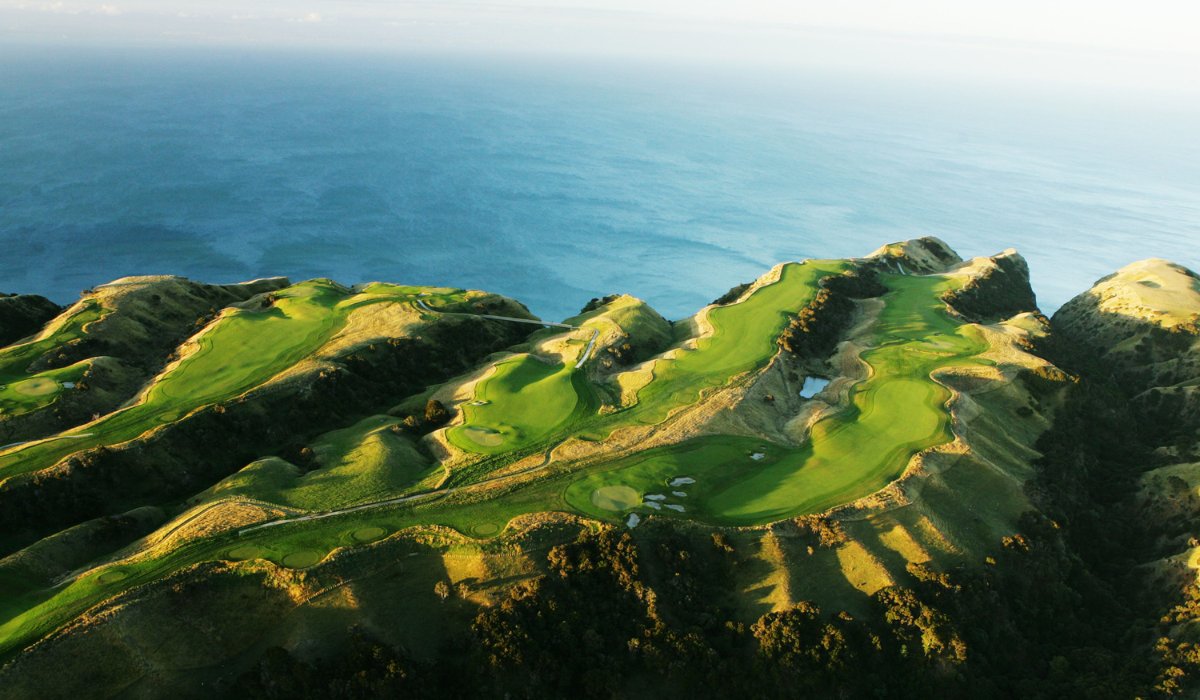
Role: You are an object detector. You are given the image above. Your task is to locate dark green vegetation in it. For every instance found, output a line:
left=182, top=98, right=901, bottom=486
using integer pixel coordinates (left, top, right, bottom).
left=0, top=293, right=61, bottom=348
left=566, top=272, right=988, bottom=526
left=8, top=241, right=1200, bottom=699
left=941, top=253, right=1039, bottom=323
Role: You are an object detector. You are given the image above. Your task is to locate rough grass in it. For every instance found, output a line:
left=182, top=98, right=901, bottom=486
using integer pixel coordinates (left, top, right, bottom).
left=193, top=415, right=433, bottom=512
left=612, top=261, right=845, bottom=427
left=0, top=256, right=1050, bottom=668
left=564, top=273, right=990, bottom=526
left=0, top=282, right=469, bottom=481
left=0, top=302, right=105, bottom=420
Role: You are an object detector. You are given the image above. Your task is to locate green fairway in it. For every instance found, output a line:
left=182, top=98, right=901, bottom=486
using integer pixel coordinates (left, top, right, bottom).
left=566, top=272, right=989, bottom=526
left=614, top=260, right=846, bottom=427
left=0, top=302, right=106, bottom=419
left=0, top=282, right=470, bottom=481
left=0, top=256, right=1022, bottom=669
left=447, top=355, right=596, bottom=454
left=564, top=436, right=780, bottom=520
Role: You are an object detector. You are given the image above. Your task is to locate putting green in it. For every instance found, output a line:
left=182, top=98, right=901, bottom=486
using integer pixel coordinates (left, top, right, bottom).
left=471, top=523, right=500, bottom=536
left=95, top=570, right=127, bottom=585
left=281, top=550, right=323, bottom=568
left=352, top=527, right=386, bottom=542
left=227, top=545, right=263, bottom=560
left=447, top=355, right=594, bottom=454
left=461, top=427, right=504, bottom=447
left=11, top=378, right=58, bottom=396
left=590, top=485, right=640, bottom=511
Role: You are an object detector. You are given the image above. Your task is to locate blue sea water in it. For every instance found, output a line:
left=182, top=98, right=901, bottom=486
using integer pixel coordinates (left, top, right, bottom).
left=1, top=47, right=1198, bottom=323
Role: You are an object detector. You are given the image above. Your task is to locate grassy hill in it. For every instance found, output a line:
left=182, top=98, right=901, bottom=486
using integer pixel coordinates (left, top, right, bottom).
left=0, top=238, right=1128, bottom=699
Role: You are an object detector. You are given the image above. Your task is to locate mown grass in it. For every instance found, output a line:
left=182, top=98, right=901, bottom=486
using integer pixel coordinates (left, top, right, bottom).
left=447, top=351, right=605, bottom=455
left=564, top=272, right=989, bottom=526
left=197, top=415, right=436, bottom=511
left=612, top=261, right=846, bottom=428
left=0, top=476, right=562, bottom=663
left=0, top=302, right=106, bottom=419
left=0, top=282, right=470, bottom=480
left=0, top=263, right=1005, bottom=666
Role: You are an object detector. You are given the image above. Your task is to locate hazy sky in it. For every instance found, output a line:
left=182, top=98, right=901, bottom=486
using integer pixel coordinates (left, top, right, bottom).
left=2, top=1, right=1198, bottom=91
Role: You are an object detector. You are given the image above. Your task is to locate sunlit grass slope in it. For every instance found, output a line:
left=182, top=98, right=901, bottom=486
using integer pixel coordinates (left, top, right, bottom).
left=0, top=282, right=469, bottom=481
left=619, top=260, right=847, bottom=427
left=567, top=273, right=989, bottom=525
left=0, top=302, right=105, bottom=420
left=446, top=356, right=594, bottom=454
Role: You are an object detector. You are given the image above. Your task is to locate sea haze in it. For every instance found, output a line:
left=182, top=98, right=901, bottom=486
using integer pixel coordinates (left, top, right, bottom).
left=1, top=47, right=1198, bottom=323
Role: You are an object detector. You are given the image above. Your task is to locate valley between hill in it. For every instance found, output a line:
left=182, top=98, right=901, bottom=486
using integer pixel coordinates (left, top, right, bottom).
left=3, top=238, right=1200, bottom=699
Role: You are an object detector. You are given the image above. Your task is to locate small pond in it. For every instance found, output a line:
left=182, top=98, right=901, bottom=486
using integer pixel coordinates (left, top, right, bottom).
left=799, top=377, right=830, bottom=399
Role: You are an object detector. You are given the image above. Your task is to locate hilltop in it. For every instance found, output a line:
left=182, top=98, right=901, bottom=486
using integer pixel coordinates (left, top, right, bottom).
left=2, top=240, right=1200, bottom=699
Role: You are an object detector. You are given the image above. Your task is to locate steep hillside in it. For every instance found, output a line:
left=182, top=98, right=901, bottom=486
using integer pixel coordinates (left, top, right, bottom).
left=6, top=242, right=1200, bottom=699
left=0, top=294, right=62, bottom=349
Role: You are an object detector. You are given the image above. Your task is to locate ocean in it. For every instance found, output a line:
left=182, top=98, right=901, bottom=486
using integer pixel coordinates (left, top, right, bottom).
left=2, top=47, right=1198, bottom=323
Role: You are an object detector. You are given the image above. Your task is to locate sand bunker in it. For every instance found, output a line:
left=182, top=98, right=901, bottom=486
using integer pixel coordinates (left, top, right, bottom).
left=644, top=501, right=662, bottom=510
left=282, top=550, right=323, bottom=568
left=12, top=378, right=59, bottom=396
left=672, top=491, right=688, bottom=497
left=644, top=494, right=666, bottom=501
left=227, top=545, right=263, bottom=560
left=668, top=477, right=695, bottom=487
left=96, top=570, right=127, bottom=585
left=750, top=453, right=766, bottom=461
left=626, top=513, right=641, bottom=527
left=462, top=426, right=504, bottom=447
left=664, top=504, right=686, bottom=512
left=352, top=527, right=386, bottom=542
left=591, top=485, right=640, bottom=511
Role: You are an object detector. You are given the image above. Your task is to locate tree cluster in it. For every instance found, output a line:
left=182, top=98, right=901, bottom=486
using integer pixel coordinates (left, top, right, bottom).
left=0, top=293, right=62, bottom=348
left=0, top=317, right=523, bottom=557
left=941, top=256, right=1038, bottom=322
left=777, top=288, right=856, bottom=361
left=580, top=295, right=622, bottom=315
left=711, top=283, right=751, bottom=307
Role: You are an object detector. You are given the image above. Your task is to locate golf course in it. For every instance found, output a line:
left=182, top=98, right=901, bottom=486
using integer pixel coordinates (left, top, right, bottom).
left=0, top=241, right=1043, bottom=675
left=565, top=272, right=988, bottom=525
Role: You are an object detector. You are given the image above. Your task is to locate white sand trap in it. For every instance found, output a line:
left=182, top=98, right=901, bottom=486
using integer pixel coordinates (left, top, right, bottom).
left=591, top=485, right=640, bottom=511
left=664, top=504, right=686, bottom=512
left=462, top=426, right=504, bottom=447
left=62, top=382, right=76, bottom=389
left=644, top=493, right=666, bottom=501
left=750, top=453, right=766, bottom=461
left=12, top=377, right=59, bottom=396
left=672, top=491, right=688, bottom=498
left=644, top=501, right=662, bottom=510
left=669, top=477, right=695, bottom=487
left=627, top=513, right=641, bottom=527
